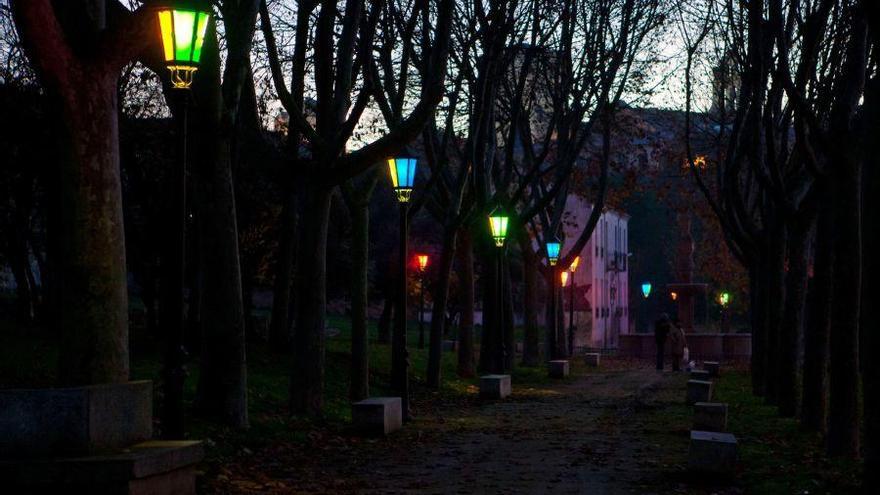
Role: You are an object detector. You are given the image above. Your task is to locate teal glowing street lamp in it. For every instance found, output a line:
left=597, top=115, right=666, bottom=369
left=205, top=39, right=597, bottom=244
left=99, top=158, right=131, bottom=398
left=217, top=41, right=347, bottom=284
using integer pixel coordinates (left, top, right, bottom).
left=387, top=156, right=417, bottom=420
left=156, top=1, right=211, bottom=440
left=641, top=282, right=652, bottom=298
left=546, top=238, right=562, bottom=266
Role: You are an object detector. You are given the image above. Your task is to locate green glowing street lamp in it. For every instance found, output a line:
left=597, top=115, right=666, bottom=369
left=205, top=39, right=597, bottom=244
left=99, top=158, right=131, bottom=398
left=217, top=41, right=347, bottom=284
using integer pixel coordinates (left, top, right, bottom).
left=158, top=4, right=211, bottom=89
left=489, top=207, right=510, bottom=248
left=718, top=291, right=731, bottom=307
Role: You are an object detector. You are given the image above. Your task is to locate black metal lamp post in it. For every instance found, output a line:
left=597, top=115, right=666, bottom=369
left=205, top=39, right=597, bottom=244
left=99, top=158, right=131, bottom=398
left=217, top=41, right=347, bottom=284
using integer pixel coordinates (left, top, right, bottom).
left=546, top=237, right=562, bottom=359
left=489, top=207, right=510, bottom=371
left=416, top=254, right=429, bottom=349
left=387, top=157, right=416, bottom=421
left=156, top=1, right=210, bottom=439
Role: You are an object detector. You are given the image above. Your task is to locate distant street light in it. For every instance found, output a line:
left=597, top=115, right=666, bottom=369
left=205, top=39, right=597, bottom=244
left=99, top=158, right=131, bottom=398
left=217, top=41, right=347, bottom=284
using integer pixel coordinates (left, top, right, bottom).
left=416, top=254, right=429, bottom=349
left=718, top=291, right=731, bottom=307
left=157, top=1, right=211, bottom=440
left=670, top=291, right=678, bottom=301
left=718, top=291, right=731, bottom=333
left=641, top=282, right=652, bottom=299
left=387, top=156, right=416, bottom=420
left=546, top=238, right=561, bottom=266
left=567, top=256, right=580, bottom=358
left=488, top=207, right=510, bottom=247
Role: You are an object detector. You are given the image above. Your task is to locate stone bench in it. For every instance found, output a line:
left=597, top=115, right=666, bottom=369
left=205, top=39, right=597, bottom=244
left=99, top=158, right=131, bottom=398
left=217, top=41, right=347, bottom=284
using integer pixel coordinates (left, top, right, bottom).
left=686, top=380, right=713, bottom=405
left=442, top=340, right=457, bottom=352
left=704, top=361, right=721, bottom=377
left=584, top=353, right=601, bottom=367
left=548, top=360, right=570, bottom=378
left=0, top=381, right=153, bottom=457
left=688, top=430, right=737, bottom=476
left=0, top=440, right=204, bottom=494
left=693, top=402, right=728, bottom=432
left=352, top=397, right=403, bottom=435
left=480, top=375, right=511, bottom=399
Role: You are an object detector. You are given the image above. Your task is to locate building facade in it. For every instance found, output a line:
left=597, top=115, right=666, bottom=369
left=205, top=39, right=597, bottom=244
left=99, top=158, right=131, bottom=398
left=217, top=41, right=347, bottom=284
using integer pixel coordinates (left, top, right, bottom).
left=562, top=195, right=630, bottom=350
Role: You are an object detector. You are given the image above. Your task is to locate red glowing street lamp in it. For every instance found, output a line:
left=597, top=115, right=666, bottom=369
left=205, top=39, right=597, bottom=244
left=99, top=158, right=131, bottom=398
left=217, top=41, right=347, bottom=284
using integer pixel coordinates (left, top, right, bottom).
left=416, top=253, right=429, bottom=349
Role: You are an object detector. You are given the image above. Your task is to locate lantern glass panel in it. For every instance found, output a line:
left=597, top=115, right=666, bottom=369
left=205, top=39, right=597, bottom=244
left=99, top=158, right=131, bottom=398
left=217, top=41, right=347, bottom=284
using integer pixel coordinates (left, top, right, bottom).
left=173, top=10, right=197, bottom=61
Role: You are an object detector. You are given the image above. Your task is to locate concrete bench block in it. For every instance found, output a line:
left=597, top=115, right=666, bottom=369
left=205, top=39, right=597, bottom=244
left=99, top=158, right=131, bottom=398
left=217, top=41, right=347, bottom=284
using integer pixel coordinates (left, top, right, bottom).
left=690, top=370, right=711, bottom=381
left=704, top=361, right=721, bottom=377
left=548, top=360, right=570, bottom=378
left=480, top=375, right=511, bottom=399
left=0, top=381, right=153, bottom=458
left=352, top=397, right=403, bottom=435
left=688, top=430, right=737, bottom=476
left=584, top=353, right=601, bottom=367
left=686, top=380, right=713, bottom=405
left=0, top=440, right=203, bottom=494
left=693, top=402, right=728, bottom=432
left=442, top=340, right=457, bottom=352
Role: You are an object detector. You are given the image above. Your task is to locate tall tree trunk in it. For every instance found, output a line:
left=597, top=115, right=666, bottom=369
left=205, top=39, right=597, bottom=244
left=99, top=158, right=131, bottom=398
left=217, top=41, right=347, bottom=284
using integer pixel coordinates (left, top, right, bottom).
left=521, top=242, right=541, bottom=366
left=502, top=254, right=515, bottom=372
left=56, top=76, right=130, bottom=385
left=749, top=265, right=766, bottom=396
left=763, top=223, right=786, bottom=405
left=427, top=226, right=457, bottom=388
left=457, top=228, right=476, bottom=377
left=290, top=185, right=332, bottom=416
left=801, top=195, right=832, bottom=432
left=827, top=152, right=862, bottom=458
left=269, top=189, right=297, bottom=350
left=191, top=29, right=249, bottom=428
left=778, top=216, right=813, bottom=417
left=861, top=48, right=880, bottom=491
left=348, top=197, right=370, bottom=401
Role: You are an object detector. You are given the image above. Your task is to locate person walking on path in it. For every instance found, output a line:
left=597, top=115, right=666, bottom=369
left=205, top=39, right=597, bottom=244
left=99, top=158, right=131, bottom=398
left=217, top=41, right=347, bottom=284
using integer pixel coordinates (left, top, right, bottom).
left=654, top=313, right=671, bottom=371
left=668, top=318, right=688, bottom=372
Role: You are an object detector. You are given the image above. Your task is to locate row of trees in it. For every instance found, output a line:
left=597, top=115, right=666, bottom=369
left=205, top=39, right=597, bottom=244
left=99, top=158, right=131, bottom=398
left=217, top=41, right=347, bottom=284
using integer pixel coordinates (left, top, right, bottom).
left=677, top=0, right=878, bottom=488
left=6, top=0, right=667, bottom=423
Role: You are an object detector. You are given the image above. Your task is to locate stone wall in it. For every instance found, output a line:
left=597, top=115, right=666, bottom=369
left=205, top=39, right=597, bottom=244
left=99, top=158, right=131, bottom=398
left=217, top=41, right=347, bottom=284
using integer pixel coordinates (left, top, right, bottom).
left=618, top=333, right=751, bottom=362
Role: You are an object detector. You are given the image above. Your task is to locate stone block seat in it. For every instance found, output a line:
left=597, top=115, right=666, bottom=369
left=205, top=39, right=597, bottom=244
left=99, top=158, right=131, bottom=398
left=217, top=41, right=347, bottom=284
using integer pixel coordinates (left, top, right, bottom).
left=0, top=440, right=204, bottom=495
left=704, top=361, right=721, bottom=377
left=693, top=402, right=728, bottom=432
left=480, top=375, right=511, bottom=399
left=688, top=430, right=738, bottom=477
left=686, top=380, right=713, bottom=405
left=0, top=381, right=202, bottom=494
left=584, top=353, right=601, bottom=367
left=352, top=397, right=403, bottom=435
left=548, top=360, right=570, bottom=378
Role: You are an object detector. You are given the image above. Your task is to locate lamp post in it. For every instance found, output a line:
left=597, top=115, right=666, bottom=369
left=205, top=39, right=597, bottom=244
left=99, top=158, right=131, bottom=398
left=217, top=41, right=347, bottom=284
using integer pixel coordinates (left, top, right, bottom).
left=718, top=291, right=731, bottom=333
left=489, top=207, right=510, bottom=371
left=387, top=157, right=416, bottom=420
left=416, top=254, right=429, bottom=349
left=567, top=256, right=580, bottom=357
left=546, top=237, right=562, bottom=359
left=157, top=2, right=210, bottom=439
left=641, top=282, right=652, bottom=334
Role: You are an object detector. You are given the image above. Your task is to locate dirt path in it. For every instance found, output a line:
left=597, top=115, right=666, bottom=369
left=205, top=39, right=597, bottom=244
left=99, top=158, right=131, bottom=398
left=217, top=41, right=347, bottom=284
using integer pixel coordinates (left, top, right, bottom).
left=204, top=365, right=724, bottom=494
